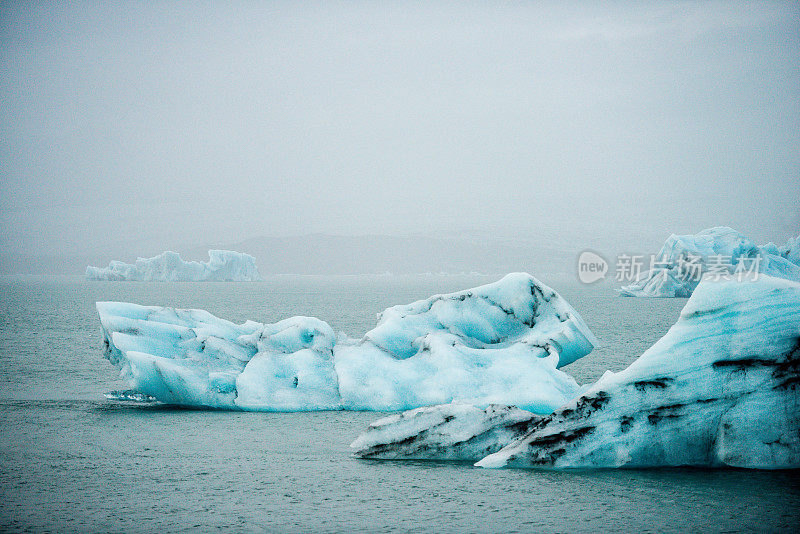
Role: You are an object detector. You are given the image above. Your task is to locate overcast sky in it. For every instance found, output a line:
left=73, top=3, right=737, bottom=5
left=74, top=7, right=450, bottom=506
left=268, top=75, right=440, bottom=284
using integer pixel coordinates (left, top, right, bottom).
left=1, top=0, right=798, bottom=259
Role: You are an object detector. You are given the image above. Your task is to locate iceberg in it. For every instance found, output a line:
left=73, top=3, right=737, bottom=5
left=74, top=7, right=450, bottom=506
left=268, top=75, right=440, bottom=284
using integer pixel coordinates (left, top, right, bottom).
left=86, top=250, right=263, bottom=281
left=477, top=275, right=800, bottom=469
left=96, top=273, right=597, bottom=412
left=619, top=227, right=800, bottom=297
left=353, top=275, right=800, bottom=469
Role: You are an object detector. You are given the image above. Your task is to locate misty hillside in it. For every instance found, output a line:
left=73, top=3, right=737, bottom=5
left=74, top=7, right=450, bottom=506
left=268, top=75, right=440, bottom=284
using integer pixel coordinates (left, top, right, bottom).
left=187, top=234, right=576, bottom=276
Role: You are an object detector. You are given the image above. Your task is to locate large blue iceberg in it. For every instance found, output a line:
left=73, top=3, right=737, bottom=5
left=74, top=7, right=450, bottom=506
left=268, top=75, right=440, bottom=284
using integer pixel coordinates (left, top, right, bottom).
left=619, top=227, right=800, bottom=297
left=97, top=273, right=597, bottom=412
left=86, top=250, right=262, bottom=281
left=353, top=275, right=800, bottom=469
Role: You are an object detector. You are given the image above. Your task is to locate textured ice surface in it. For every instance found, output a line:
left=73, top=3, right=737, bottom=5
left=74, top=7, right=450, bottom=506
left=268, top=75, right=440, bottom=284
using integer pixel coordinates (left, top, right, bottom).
left=97, top=273, right=596, bottom=411
left=351, top=403, right=540, bottom=460
left=477, top=275, right=800, bottom=469
left=619, top=227, right=800, bottom=297
left=359, top=273, right=594, bottom=368
left=334, top=272, right=596, bottom=411
left=86, top=250, right=262, bottom=281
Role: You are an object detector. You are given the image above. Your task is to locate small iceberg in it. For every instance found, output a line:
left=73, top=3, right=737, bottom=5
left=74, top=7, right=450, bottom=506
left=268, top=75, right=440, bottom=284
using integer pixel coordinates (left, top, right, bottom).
left=86, top=250, right=263, bottom=281
left=619, top=227, right=800, bottom=297
left=96, top=273, right=597, bottom=412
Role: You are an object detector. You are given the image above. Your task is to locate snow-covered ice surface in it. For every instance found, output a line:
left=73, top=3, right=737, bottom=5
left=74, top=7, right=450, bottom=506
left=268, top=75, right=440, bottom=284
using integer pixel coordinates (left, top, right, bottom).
left=96, top=273, right=596, bottom=412
left=351, top=403, right=540, bottom=460
left=619, top=227, right=800, bottom=297
left=476, top=275, right=800, bottom=469
left=86, top=250, right=262, bottom=281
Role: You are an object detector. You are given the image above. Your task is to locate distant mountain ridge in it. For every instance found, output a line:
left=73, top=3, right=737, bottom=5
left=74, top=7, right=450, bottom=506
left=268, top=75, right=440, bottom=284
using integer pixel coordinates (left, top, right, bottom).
left=0, top=234, right=575, bottom=277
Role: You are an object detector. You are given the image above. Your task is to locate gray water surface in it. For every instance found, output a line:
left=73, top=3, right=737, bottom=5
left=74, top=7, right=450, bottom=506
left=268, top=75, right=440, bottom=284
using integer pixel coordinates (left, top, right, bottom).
left=1, top=276, right=797, bottom=532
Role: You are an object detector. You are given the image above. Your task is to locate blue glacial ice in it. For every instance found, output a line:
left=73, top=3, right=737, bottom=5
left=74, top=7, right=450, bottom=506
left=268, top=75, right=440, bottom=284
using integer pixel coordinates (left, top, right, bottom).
left=354, top=275, right=800, bottom=469
left=619, top=226, right=800, bottom=297
left=97, top=273, right=597, bottom=412
left=86, top=250, right=262, bottom=281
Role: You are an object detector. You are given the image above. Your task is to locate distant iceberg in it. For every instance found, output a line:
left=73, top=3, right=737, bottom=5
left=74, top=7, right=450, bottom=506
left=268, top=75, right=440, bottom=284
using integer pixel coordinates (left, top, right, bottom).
left=619, top=227, right=800, bottom=297
left=354, top=275, right=800, bottom=469
left=96, top=273, right=597, bottom=412
left=86, top=250, right=262, bottom=281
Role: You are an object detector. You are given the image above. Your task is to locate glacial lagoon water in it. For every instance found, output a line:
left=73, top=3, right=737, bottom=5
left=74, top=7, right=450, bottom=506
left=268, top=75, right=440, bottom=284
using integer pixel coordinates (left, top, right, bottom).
left=0, top=276, right=798, bottom=532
